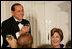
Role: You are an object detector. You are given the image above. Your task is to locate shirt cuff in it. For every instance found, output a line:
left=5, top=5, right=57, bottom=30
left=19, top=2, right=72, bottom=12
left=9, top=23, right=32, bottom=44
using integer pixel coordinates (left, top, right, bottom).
left=16, top=32, right=20, bottom=39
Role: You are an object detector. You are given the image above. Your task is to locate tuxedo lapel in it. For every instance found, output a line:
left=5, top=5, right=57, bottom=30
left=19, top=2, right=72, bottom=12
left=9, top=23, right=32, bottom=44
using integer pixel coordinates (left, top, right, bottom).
left=10, top=16, right=20, bottom=33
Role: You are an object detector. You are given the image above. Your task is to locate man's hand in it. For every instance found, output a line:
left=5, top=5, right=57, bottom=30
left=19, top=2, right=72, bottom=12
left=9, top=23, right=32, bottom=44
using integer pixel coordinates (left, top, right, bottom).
left=19, top=26, right=30, bottom=35
left=6, top=36, right=17, bottom=48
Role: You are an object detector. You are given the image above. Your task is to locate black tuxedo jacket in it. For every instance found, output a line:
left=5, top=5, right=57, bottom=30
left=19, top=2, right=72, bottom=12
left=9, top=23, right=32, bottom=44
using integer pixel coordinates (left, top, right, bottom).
left=2, top=16, right=31, bottom=48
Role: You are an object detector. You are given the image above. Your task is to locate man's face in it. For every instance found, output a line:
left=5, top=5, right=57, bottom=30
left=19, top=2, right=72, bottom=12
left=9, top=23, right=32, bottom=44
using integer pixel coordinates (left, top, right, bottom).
left=12, top=5, right=24, bottom=20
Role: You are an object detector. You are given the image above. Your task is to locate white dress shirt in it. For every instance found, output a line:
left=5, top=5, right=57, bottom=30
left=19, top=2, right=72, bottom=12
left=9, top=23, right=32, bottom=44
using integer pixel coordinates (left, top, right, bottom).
left=1, top=35, right=3, bottom=47
left=13, top=17, right=23, bottom=38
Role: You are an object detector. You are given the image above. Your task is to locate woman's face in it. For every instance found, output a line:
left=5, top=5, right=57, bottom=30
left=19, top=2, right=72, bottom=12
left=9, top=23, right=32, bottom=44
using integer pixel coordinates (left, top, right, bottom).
left=51, top=32, right=61, bottom=47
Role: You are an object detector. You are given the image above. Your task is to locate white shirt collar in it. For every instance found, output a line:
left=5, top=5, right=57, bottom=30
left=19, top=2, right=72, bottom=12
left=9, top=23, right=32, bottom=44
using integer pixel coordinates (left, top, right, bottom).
left=13, top=17, right=22, bottom=22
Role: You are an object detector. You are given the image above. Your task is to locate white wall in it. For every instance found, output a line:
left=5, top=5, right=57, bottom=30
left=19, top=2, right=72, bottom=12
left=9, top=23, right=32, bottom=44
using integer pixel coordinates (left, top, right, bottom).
left=44, top=1, right=71, bottom=46
left=1, top=1, right=71, bottom=48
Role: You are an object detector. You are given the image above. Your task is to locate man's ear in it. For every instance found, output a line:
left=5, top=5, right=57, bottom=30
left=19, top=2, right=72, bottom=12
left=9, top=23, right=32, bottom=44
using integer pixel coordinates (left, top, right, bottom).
left=11, top=11, right=14, bottom=16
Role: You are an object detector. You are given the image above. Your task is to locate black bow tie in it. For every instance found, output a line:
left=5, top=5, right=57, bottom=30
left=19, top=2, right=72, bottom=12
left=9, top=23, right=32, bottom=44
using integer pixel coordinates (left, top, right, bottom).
left=16, top=21, right=30, bottom=26
left=16, top=21, right=23, bottom=24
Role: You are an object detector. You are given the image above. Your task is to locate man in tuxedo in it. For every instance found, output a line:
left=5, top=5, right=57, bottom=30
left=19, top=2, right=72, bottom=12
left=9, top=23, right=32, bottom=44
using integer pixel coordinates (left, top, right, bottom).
left=2, top=3, right=31, bottom=48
